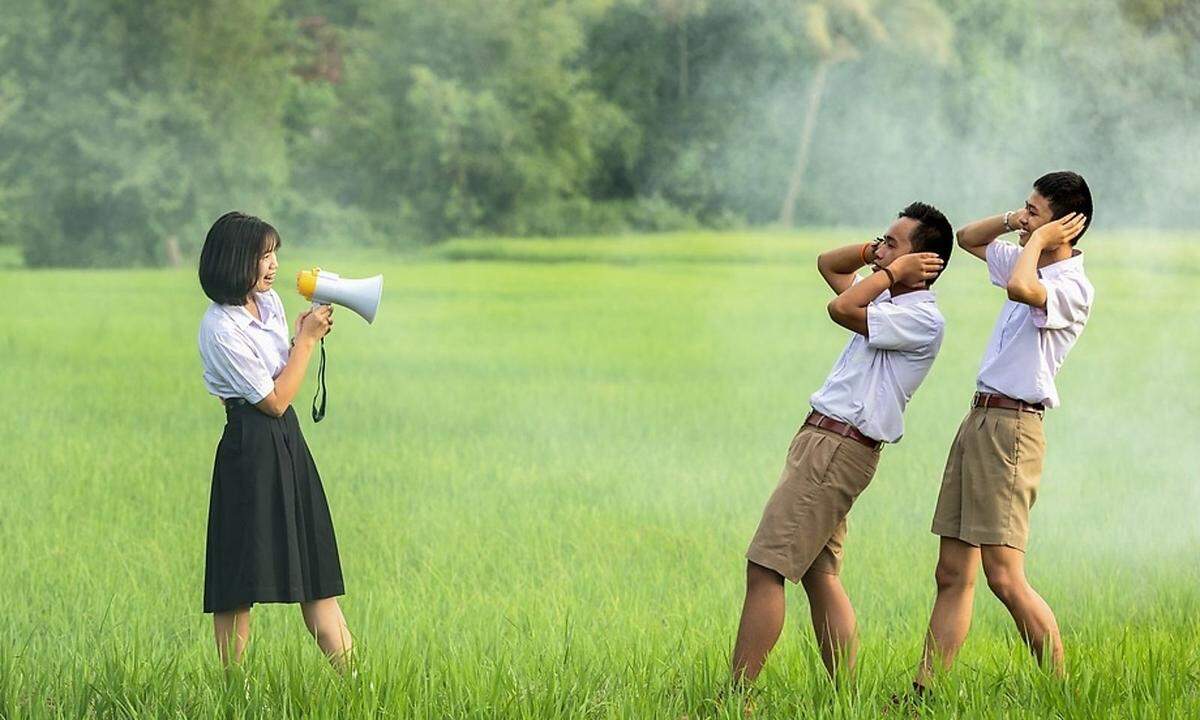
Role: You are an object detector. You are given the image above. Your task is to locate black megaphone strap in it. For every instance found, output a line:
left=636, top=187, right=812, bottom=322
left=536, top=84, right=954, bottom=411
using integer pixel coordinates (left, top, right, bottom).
left=311, top=338, right=327, bottom=423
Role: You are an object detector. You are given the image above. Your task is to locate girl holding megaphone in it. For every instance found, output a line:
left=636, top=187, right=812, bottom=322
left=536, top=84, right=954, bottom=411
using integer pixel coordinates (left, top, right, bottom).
left=196, top=211, right=352, bottom=668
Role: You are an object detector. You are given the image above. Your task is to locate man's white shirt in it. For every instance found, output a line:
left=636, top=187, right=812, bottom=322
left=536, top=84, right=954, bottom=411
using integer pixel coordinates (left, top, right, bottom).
left=975, top=241, right=1094, bottom=408
left=810, top=275, right=945, bottom=443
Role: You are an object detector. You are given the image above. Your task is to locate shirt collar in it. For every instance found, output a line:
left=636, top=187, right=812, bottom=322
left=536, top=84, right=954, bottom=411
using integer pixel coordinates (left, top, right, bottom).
left=1038, top=250, right=1084, bottom=280
left=220, top=293, right=274, bottom=328
left=888, top=289, right=936, bottom=306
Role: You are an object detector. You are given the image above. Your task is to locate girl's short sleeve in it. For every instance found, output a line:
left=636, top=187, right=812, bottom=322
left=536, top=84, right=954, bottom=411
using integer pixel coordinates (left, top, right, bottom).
left=205, top=329, right=276, bottom=403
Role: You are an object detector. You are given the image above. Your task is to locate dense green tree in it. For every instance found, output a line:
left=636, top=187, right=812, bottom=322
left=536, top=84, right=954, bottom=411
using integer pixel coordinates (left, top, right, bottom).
left=309, top=0, right=631, bottom=242
left=1, top=0, right=291, bottom=266
left=0, top=0, right=1197, bottom=266
left=582, top=0, right=806, bottom=223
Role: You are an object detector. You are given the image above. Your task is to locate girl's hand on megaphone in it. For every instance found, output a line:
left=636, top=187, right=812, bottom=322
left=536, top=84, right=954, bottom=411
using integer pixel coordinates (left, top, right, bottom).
left=295, top=308, right=312, bottom=339
left=298, top=305, right=333, bottom=344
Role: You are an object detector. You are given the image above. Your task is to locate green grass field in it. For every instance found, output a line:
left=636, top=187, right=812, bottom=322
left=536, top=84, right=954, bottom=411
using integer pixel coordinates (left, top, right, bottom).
left=1, top=231, right=1198, bottom=718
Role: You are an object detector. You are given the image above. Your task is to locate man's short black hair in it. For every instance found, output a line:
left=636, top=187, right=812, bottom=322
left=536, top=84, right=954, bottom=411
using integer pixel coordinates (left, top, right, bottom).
left=198, top=211, right=281, bottom=305
left=1033, top=171, right=1093, bottom=245
left=899, top=201, right=953, bottom=286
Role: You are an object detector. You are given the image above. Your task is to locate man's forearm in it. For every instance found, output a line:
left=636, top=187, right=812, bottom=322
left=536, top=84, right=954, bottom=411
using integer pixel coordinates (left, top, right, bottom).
left=817, top=242, right=875, bottom=293
left=818, top=243, right=874, bottom=274
left=956, top=213, right=1012, bottom=249
left=827, top=268, right=891, bottom=335
left=834, top=268, right=890, bottom=310
left=1006, top=237, right=1048, bottom=308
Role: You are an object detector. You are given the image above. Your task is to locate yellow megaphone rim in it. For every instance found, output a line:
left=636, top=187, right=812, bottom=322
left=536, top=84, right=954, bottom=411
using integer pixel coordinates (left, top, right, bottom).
left=296, top=267, right=321, bottom=300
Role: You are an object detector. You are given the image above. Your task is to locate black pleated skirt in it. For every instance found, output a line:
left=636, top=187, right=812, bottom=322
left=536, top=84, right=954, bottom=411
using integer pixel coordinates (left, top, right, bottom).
left=204, top=402, right=344, bottom=613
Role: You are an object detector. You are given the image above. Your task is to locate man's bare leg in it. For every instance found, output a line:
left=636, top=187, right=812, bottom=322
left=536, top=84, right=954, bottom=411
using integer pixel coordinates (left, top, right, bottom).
left=915, top=538, right=980, bottom=688
left=800, top=568, right=858, bottom=679
left=981, top=544, right=1064, bottom=676
left=731, top=561, right=786, bottom=684
left=214, top=606, right=251, bottom=666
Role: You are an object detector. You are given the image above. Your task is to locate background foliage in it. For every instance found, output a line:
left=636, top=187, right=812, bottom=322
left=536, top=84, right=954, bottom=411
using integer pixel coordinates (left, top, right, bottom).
left=1, top=0, right=1197, bottom=265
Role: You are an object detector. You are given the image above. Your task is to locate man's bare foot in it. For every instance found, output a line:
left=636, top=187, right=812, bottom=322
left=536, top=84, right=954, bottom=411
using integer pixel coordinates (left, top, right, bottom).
left=711, top=685, right=757, bottom=718
left=882, top=682, right=929, bottom=717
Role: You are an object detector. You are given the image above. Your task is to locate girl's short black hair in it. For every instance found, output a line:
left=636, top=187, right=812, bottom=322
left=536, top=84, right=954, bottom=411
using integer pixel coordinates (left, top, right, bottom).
left=198, top=211, right=281, bottom=305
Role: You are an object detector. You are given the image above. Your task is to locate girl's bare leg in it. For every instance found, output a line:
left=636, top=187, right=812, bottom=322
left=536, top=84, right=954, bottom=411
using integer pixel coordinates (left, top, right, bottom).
left=301, top=597, right=353, bottom=668
left=214, top=606, right=251, bottom=666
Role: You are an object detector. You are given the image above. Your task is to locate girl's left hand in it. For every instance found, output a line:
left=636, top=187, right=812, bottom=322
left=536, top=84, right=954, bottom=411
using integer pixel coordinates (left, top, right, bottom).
left=295, top=309, right=312, bottom=339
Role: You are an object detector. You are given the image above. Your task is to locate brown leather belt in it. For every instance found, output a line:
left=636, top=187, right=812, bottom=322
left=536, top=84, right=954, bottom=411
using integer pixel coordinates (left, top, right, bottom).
left=972, top=392, right=1044, bottom=414
left=804, top=410, right=883, bottom=451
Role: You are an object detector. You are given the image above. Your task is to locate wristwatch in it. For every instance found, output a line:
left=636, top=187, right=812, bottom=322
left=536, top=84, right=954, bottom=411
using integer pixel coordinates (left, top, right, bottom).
left=1003, top=210, right=1015, bottom=232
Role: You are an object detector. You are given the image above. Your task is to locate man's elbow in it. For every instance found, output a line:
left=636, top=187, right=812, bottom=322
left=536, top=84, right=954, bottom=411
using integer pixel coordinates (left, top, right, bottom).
left=827, top=300, right=868, bottom=334
left=1005, top=280, right=1038, bottom=304
left=827, top=298, right=848, bottom=323
left=816, top=253, right=831, bottom=275
left=1004, top=280, right=1022, bottom=302
left=955, top=230, right=971, bottom=249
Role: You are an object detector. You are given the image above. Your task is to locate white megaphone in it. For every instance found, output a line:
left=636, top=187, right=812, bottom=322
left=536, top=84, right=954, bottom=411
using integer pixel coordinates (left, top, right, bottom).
left=295, top=268, right=383, bottom=323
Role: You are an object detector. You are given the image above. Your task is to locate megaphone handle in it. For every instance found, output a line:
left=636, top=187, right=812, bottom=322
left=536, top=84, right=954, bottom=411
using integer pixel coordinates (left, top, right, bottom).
left=311, top=337, right=327, bottom=423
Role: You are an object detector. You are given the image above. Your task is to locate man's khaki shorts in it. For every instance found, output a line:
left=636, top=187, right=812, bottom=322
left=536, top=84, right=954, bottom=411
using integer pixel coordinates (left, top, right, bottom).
left=931, top=406, right=1046, bottom=551
left=746, top=425, right=880, bottom=581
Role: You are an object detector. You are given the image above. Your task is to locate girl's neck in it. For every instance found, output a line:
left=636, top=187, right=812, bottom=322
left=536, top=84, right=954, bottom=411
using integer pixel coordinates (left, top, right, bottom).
left=242, top=295, right=261, bottom=322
